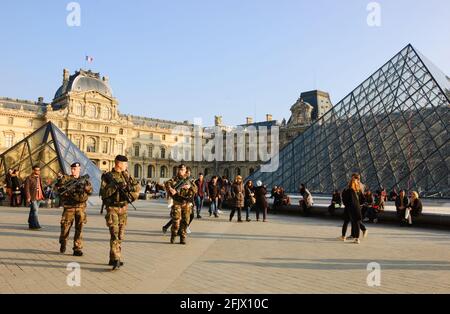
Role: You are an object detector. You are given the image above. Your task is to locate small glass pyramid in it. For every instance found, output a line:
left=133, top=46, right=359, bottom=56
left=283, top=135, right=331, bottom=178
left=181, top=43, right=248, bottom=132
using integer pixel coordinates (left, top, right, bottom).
left=0, top=122, right=102, bottom=194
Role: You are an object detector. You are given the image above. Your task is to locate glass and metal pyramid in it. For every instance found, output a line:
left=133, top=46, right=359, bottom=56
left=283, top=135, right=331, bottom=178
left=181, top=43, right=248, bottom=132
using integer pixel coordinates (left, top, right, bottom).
left=248, top=44, right=450, bottom=198
left=0, top=122, right=102, bottom=194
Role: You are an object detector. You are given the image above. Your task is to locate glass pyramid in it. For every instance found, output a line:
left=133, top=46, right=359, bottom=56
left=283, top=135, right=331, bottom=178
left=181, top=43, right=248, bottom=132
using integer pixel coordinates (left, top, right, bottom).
left=248, top=44, right=450, bottom=198
left=0, top=122, right=102, bottom=194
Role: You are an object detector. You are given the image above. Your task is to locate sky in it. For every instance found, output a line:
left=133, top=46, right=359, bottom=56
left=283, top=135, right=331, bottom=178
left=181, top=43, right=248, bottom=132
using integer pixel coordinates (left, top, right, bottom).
left=0, top=0, right=449, bottom=126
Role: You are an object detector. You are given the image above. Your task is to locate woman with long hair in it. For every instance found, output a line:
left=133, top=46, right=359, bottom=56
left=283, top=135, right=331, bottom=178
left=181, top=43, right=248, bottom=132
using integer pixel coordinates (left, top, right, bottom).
left=244, top=180, right=255, bottom=222
left=341, top=173, right=368, bottom=244
left=230, top=176, right=244, bottom=222
left=405, top=191, right=423, bottom=226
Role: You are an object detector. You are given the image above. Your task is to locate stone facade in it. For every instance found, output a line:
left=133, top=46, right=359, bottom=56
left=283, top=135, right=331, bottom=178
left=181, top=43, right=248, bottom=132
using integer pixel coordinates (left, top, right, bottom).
left=0, top=69, right=332, bottom=182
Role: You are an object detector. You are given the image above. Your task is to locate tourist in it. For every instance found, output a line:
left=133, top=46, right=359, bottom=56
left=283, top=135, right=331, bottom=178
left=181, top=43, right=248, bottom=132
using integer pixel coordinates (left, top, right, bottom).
left=395, top=190, right=409, bottom=225
left=229, top=175, right=244, bottom=222
left=24, top=165, right=45, bottom=230
left=244, top=180, right=255, bottom=222
left=328, top=190, right=342, bottom=215
left=11, top=170, right=22, bottom=207
left=254, top=181, right=268, bottom=222
left=194, top=173, right=207, bottom=219
left=299, top=184, right=313, bottom=216
left=341, top=173, right=368, bottom=244
left=208, top=176, right=219, bottom=217
left=405, top=192, right=423, bottom=227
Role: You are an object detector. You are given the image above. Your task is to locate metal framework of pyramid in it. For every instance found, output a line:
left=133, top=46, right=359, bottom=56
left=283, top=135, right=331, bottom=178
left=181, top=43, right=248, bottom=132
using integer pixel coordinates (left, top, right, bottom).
left=247, top=44, right=450, bottom=198
left=0, top=122, right=102, bottom=194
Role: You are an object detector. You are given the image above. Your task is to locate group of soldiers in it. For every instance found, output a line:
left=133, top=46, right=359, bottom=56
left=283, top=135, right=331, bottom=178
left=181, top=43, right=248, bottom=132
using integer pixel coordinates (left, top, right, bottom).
left=55, top=155, right=196, bottom=271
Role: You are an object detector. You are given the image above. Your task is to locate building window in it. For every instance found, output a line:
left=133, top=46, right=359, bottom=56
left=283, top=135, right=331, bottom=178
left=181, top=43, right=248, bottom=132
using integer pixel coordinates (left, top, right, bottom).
left=148, top=145, right=153, bottom=158
left=117, top=143, right=124, bottom=155
left=149, top=133, right=153, bottom=140
left=102, top=141, right=108, bottom=154
left=5, top=134, right=14, bottom=148
left=160, top=166, right=168, bottom=178
left=148, top=165, right=155, bottom=178
left=173, top=166, right=177, bottom=177
left=86, top=138, right=96, bottom=153
left=235, top=167, right=241, bottom=177
left=104, top=126, right=109, bottom=133
left=160, top=147, right=166, bottom=159
left=8, top=117, right=13, bottom=125
left=28, top=120, right=33, bottom=127
left=162, top=134, right=166, bottom=141
left=134, top=164, right=142, bottom=178
left=74, top=138, right=81, bottom=148
left=119, top=128, right=124, bottom=135
left=101, top=107, right=111, bottom=119
left=134, top=145, right=140, bottom=157
left=58, top=121, right=63, bottom=128
left=77, top=123, right=82, bottom=130
left=249, top=168, right=255, bottom=175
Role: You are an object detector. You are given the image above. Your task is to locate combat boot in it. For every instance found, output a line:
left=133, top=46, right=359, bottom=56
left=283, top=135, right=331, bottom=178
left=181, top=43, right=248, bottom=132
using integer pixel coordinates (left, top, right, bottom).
left=109, top=259, right=124, bottom=266
left=180, top=237, right=187, bottom=245
left=112, top=260, right=121, bottom=270
left=73, top=250, right=83, bottom=257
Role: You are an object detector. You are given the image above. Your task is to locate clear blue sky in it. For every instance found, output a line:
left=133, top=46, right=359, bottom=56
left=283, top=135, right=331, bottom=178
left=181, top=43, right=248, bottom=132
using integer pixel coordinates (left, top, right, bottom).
left=0, top=0, right=449, bottom=126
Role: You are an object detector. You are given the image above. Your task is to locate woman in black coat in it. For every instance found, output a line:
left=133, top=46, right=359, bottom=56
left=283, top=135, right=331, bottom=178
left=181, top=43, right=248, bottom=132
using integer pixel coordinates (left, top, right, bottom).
left=254, top=181, right=268, bottom=222
left=341, top=173, right=367, bottom=244
left=11, top=170, right=22, bottom=207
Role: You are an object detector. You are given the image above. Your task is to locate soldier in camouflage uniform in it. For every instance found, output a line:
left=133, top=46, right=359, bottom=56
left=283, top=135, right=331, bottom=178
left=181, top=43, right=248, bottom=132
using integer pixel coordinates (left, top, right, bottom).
left=165, top=164, right=197, bottom=245
left=100, top=155, right=140, bottom=270
left=56, top=162, right=93, bottom=256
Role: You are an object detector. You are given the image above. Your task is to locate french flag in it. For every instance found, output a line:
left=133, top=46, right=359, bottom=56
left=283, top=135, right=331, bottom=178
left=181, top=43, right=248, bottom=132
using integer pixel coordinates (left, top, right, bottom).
left=85, top=56, right=94, bottom=63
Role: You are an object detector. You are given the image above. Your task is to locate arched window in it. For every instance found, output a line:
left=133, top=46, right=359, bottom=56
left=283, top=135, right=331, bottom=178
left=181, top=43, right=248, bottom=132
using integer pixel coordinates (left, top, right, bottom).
left=8, top=117, right=13, bottom=125
left=134, top=164, right=142, bottom=178
left=249, top=168, right=255, bottom=175
left=28, top=120, right=33, bottom=127
left=173, top=166, right=177, bottom=177
left=86, top=137, right=96, bottom=152
left=104, top=126, right=109, bottom=133
left=148, top=165, right=155, bottom=178
left=235, top=167, right=241, bottom=177
left=224, top=168, right=230, bottom=179
left=119, top=128, right=124, bottom=135
left=160, top=166, right=168, bottom=178
left=160, top=147, right=166, bottom=159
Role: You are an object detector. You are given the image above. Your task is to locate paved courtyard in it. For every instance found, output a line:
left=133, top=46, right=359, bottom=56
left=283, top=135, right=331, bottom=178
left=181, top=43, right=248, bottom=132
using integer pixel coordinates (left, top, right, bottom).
left=0, top=198, right=449, bottom=294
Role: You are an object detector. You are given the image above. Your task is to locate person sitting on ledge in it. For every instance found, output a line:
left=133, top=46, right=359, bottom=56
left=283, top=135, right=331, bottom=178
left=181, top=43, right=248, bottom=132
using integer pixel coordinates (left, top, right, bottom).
left=405, top=191, right=422, bottom=227
left=395, top=190, right=409, bottom=225
left=299, top=184, right=313, bottom=216
left=328, top=190, right=342, bottom=215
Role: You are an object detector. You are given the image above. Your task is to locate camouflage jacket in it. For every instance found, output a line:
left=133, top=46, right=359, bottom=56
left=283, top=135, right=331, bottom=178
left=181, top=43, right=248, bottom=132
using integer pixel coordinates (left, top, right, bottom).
left=165, top=175, right=197, bottom=204
left=100, top=169, right=140, bottom=207
left=56, top=175, right=93, bottom=207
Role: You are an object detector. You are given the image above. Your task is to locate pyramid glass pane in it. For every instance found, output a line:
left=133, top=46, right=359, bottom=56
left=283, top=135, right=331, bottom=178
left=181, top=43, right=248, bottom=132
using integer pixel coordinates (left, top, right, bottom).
left=0, top=122, right=102, bottom=194
left=248, top=45, right=450, bottom=198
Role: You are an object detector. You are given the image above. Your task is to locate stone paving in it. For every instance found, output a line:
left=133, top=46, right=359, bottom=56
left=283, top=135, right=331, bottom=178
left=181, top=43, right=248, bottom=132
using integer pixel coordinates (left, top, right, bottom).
left=0, top=198, right=449, bottom=294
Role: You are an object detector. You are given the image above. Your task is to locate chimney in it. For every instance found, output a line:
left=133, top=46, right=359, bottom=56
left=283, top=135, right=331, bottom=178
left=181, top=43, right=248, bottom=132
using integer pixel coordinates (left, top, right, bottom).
left=63, top=68, right=70, bottom=83
left=266, top=114, right=273, bottom=122
left=38, top=97, right=44, bottom=104
left=214, top=115, right=223, bottom=126
left=246, top=117, right=253, bottom=124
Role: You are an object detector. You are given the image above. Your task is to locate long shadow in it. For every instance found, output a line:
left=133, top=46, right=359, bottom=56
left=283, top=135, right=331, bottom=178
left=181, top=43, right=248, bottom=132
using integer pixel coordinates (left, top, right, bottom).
left=204, top=258, right=450, bottom=271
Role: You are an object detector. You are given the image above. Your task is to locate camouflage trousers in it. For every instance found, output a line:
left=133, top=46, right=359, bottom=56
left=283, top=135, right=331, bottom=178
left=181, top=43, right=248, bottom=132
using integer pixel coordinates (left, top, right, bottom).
left=105, top=206, right=128, bottom=262
left=59, top=206, right=87, bottom=252
left=171, top=202, right=191, bottom=241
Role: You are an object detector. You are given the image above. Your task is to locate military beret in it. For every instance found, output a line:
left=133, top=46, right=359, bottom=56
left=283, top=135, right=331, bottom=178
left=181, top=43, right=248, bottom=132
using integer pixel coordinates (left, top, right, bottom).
left=115, top=155, right=128, bottom=162
left=71, top=162, right=81, bottom=168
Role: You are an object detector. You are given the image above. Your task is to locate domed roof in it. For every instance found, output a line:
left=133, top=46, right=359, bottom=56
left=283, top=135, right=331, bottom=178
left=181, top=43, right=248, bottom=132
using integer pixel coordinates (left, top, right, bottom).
left=54, top=69, right=112, bottom=100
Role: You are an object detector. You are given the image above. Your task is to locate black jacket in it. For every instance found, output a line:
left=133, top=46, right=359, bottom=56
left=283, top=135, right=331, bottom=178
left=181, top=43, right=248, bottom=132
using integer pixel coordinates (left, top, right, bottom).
left=254, top=186, right=268, bottom=209
left=395, top=196, right=409, bottom=210
left=342, top=188, right=363, bottom=221
left=408, top=199, right=423, bottom=216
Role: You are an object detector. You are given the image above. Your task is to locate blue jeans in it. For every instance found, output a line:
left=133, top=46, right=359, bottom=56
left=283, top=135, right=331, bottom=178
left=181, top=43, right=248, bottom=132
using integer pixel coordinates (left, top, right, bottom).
left=28, top=200, right=43, bottom=229
left=209, top=198, right=218, bottom=215
left=195, top=196, right=204, bottom=216
left=245, top=205, right=252, bottom=220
